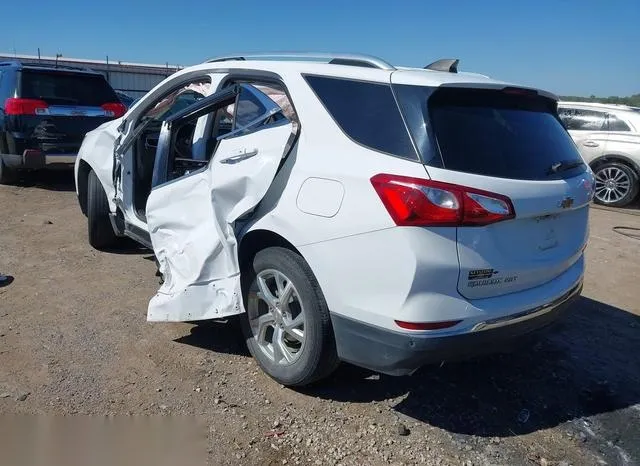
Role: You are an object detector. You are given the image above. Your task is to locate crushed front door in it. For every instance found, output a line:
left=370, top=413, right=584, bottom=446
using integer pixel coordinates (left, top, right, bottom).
left=145, top=84, right=294, bottom=322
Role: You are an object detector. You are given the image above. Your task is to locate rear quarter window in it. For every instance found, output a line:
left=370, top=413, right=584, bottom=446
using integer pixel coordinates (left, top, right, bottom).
left=304, top=75, right=417, bottom=160
left=20, top=70, right=118, bottom=106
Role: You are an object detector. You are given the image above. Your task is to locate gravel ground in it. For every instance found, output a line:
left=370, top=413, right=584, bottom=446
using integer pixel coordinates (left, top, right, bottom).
left=1, top=171, right=639, bottom=466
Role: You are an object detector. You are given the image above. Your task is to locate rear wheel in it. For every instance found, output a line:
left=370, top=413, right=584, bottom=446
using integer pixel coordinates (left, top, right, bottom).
left=593, top=162, right=639, bottom=207
left=87, top=169, right=119, bottom=250
left=241, top=247, right=339, bottom=387
left=0, top=160, right=17, bottom=185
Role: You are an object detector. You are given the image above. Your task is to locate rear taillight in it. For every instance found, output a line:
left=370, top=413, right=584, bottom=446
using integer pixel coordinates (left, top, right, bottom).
left=5, top=98, right=48, bottom=115
left=370, top=174, right=515, bottom=227
left=101, top=102, right=127, bottom=118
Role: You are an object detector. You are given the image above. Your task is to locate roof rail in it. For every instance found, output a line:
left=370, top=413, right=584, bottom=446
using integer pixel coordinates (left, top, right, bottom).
left=424, top=58, right=459, bottom=73
left=205, top=52, right=396, bottom=71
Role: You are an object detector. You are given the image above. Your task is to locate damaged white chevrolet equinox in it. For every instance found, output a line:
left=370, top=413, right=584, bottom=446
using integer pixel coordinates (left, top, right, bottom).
left=74, top=53, right=594, bottom=386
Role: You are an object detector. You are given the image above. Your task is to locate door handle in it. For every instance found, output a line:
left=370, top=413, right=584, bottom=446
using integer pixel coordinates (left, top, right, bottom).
left=583, top=140, right=599, bottom=148
left=219, top=149, right=258, bottom=164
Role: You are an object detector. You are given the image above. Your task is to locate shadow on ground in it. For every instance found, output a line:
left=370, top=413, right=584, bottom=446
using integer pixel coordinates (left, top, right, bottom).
left=175, top=318, right=250, bottom=357
left=12, top=169, right=76, bottom=192
left=176, top=297, right=640, bottom=441
left=301, top=297, right=640, bottom=441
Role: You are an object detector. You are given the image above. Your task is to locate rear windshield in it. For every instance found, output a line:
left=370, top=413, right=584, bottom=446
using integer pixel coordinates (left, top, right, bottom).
left=395, top=86, right=586, bottom=180
left=20, top=70, right=118, bottom=106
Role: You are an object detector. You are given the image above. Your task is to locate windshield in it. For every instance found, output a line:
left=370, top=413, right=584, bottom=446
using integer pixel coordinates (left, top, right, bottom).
left=394, top=85, right=586, bottom=181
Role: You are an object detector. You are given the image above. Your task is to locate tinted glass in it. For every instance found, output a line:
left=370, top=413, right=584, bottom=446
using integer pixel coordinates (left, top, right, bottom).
left=608, top=115, right=631, bottom=131
left=304, top=75, right=417, bottom=160
left=558, top=107, right=607, bottom=131
left=234, top=86, right=270, bottom=128
left=20, top=70, right=118, bottom=106
left=427, top=88, right=585, bottom=180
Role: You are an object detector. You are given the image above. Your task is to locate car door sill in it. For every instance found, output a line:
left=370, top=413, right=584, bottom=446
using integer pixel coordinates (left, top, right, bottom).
left=124, top=221, right=152, bottom=249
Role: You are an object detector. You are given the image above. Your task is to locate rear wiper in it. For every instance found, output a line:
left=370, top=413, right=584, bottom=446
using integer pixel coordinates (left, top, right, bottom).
left=547, top=160, right=584, bottom=175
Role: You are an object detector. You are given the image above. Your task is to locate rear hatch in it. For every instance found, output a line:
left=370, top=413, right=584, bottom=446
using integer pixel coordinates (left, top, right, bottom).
left=15, top=69, right=125, bottom=150
left=394, top=82, right=594, bottom=300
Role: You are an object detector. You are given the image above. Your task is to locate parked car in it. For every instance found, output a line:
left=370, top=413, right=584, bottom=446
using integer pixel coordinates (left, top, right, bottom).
left=558, top=101, right=640, bottom=207
left=0, top=61, right=126, bottom=184
left=75, top=53, right=593, bottom=386
left=115, top=90, right=136, bottom=109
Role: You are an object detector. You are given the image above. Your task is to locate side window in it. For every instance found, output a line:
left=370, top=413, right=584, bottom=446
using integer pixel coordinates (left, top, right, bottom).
left=153, top=84, right=289, bottom=186
left=214, top=81, right=297, bottom=140
left=140, top=79, right=212, bottom=125
left=607, top=114, right=631, bottom=132
left=558, top=108, right=607, bottom=131
left=304, top=75, right=417, bottom=160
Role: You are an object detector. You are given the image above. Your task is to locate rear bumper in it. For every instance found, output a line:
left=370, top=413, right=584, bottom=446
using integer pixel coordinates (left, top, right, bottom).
left=1, top=150, right=77, bottom=169
left=331, top=280, right=582, bottom=376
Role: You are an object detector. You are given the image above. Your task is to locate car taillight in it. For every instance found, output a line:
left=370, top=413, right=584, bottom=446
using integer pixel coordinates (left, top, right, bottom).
left=101, top=102, right=127, bottom=118
left=370, top=174, right=515, bottom=227
left=5, top=98, right=48, bottom=115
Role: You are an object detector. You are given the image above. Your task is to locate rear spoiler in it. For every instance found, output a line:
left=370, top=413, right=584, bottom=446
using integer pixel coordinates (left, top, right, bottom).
left=424, top=59, right=459, bottom=73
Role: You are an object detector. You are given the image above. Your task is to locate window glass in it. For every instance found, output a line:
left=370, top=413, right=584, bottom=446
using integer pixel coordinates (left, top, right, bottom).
left=558, top=107, right=607, bottom=131
left=425, top=88, right=585, bottom=180
left=143, top=79, right=211, bottom=123
left=20, top=70, right=118, bottom=106
left=607, top=115, right=631, bottom=131
left=304, top=75, right=417, bottom=160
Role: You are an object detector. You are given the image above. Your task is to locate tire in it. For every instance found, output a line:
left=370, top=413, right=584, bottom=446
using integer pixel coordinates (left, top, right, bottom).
left=241, top=247, right=339, bottom=387
left=0, top=160, right=17, bottom=185
left=87, top=169, right=119, bottom=250
left=593, top=162, right=639, bottom=207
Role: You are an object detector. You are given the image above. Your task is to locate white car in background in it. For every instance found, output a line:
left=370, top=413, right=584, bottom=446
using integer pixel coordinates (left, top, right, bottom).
left=558, top=101, right=640, bottom=207
left=74, top=53, right=593, bottom=386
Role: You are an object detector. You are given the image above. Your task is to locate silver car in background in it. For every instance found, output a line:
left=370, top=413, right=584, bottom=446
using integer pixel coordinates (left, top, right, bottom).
left=558, top=102, right=640, bottom=207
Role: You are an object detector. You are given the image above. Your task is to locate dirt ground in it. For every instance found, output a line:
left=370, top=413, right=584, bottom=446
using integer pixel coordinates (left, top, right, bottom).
left=1, top=171, right=639, bottom=466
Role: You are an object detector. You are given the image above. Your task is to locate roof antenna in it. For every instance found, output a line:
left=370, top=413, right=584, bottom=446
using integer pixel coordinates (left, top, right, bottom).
left=424, top=58, right=459, bottom=73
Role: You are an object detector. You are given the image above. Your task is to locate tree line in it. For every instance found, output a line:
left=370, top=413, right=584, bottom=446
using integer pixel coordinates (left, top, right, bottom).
left=560, top=93, right=640, bottom=107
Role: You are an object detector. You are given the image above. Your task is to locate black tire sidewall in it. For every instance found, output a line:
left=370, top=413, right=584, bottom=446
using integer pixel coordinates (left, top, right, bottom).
left=87, top=169, right=118, bottom=249
left=0, top=160, right=16, bottom=185
left=593, top=162, right=639, bottom=207
left=241, top=247, right=338, bottom=387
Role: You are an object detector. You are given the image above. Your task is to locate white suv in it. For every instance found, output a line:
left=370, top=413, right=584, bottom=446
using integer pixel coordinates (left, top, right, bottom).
left=558, top=101, right=640, bottom=207
left=74, top=53, right=593, bottom=386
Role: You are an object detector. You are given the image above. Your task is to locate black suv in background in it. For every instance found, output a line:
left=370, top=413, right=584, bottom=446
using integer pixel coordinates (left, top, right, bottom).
left=0, top=61, right=126, bottom=183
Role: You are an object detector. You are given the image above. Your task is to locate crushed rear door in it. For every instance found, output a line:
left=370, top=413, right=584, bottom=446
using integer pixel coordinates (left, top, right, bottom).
left=144, top=84, right=295, bottom=322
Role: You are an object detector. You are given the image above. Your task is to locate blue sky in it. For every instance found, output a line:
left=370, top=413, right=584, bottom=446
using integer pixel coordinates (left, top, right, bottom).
left=2, top=0, right=638, bottom=96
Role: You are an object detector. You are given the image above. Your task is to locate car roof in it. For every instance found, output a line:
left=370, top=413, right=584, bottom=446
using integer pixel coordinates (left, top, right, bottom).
left=170, top=53, right=558, bottom=100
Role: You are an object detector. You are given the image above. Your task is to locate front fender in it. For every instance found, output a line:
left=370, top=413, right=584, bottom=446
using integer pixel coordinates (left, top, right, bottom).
left=76, top=119, right=121, bottom=212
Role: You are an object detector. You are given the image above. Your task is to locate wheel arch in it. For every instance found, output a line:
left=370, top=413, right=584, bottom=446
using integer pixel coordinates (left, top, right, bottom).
left=238, top=229, right=304, bottom=274
left=590, top=154, right=640, bottom=179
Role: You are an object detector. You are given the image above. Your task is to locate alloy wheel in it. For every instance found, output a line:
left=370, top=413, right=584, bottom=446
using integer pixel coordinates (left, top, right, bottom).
left=594, top=166, right=631, bottom=204
left=247, top=269, right=306, bottom=365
